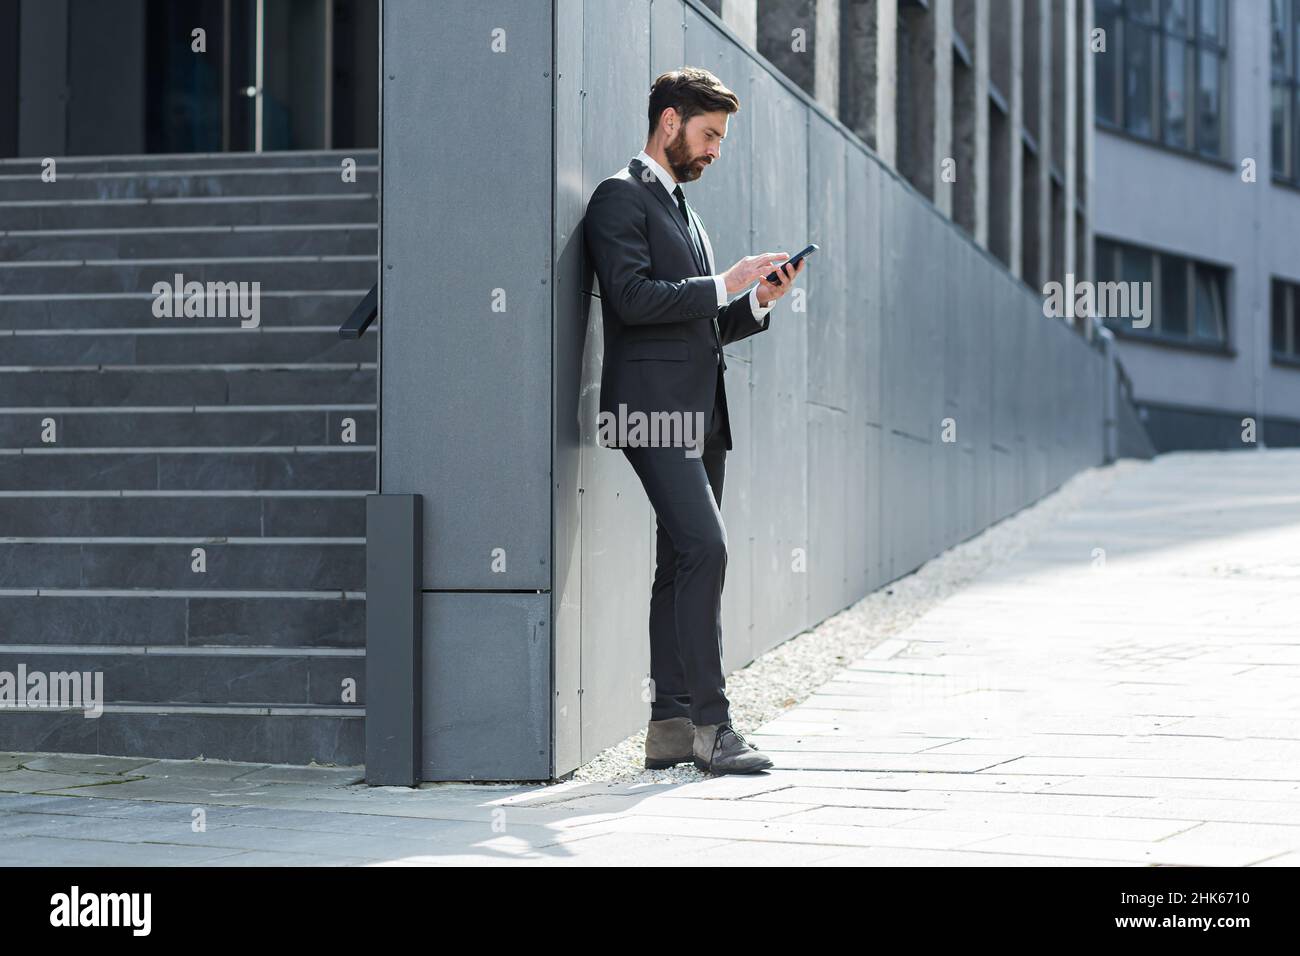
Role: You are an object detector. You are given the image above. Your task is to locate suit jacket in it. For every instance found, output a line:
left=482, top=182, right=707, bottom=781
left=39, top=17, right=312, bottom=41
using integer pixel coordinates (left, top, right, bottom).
left=583, top=155, right=771, bottom=452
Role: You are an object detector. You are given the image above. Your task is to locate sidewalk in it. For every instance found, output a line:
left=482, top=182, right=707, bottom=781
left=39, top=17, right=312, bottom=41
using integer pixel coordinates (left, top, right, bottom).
left=3, top=449, right=1299, bottom=866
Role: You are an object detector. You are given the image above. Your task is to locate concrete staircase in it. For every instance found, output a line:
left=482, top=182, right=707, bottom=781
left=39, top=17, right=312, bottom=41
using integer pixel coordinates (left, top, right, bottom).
left=0, top=150, right=377, bottom=766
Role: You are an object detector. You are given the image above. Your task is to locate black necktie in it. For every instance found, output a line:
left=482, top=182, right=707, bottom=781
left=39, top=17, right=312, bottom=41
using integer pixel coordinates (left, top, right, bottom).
left=672, top=184, right=707, bottom=272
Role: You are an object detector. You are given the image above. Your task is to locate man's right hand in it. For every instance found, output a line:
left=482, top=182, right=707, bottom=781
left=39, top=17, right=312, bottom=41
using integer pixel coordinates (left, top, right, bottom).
left=722, top=252, right=789, bottom=296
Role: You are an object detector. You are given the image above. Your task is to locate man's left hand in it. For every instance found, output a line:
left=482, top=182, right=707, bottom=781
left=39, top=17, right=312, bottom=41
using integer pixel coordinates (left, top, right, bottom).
left=754, top=256, right=807, bottom=307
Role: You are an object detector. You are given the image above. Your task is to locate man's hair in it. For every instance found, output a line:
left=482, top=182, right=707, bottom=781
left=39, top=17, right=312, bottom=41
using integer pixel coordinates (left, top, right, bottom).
left=647, top=67, right=740, bottom=139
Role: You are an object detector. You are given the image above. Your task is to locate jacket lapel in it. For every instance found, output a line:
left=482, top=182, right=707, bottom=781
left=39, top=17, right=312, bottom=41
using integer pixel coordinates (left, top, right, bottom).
left=629, top=156, right=706, bottom=275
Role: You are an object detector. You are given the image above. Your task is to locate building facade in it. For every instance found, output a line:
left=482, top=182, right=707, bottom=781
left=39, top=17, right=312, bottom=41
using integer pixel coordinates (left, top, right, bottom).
left=703, top=0, right=1095, bottom=329
left=1091, top=0, right=1300, bottom=450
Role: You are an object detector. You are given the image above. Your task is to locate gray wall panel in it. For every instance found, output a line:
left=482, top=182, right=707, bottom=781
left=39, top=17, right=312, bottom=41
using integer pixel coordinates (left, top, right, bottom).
left=844, top=146, right=879, bottom=598
left=421, top=592, right=550, bottom=781
left=552, top=0, right=587, bottom=778
left=808, top=404, right=849, bottom=623
left=719, top=358, right=756, bottom=671
left=747, top=64, right=809, bottom=655
left=1027, top=305, right=1049, bottom=502
left=807, top=115, right=850, bottom=618
left=652, top=0, right=685, bottom=70
left=381, top=0, right=552, bottom=591
left=575, top=0, right=658, bottom=763
left=808, top=117, right=850, bottom=411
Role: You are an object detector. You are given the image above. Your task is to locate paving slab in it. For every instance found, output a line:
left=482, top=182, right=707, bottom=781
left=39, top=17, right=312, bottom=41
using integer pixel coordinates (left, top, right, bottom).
left=3, top=451, right=1299, bottom=865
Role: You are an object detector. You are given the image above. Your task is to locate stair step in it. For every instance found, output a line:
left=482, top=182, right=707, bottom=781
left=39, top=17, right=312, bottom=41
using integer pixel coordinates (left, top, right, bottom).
left=0, top=406, right=374, bottom=448
left=0, top=291, right=371, bottom=330
left=0, top=223, right=377, bottom=260
left=0, top=366, right=376, bottom=406
left=0, top=592, right=364, bottom=649
left=0, top=707, right=364, bottom=765
left=0, top=494, right=365, bottom=536
left=0, top=256, right=377, bottom=294
left=0, top=194, right=377, bottom=230
left=0, top=649, right=364, bottom=707
left=0, top=329, right=375, bottom=367
left=0, top=167, right=378, bottom=201
left=0, top=541, right=365, bottom=590
left=0, top=447, right=376, bottom=491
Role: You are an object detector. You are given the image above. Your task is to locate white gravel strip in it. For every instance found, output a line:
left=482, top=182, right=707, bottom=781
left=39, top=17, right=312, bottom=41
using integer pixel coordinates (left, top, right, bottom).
left=571, top=456, right=1146, bottom=784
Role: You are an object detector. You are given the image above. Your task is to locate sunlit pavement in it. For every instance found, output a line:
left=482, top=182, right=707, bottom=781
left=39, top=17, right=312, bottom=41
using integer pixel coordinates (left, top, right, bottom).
left=3, top=449, right=1299, bottom=866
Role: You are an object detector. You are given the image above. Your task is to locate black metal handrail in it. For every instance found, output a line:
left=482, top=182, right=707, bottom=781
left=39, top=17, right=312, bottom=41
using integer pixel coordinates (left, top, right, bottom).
left=339, top=284, right=378, bottom=339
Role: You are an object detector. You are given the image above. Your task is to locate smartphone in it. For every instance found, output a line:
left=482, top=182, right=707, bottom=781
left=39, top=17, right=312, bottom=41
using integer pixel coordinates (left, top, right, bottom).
left=765, top=243, right=819, bottom=284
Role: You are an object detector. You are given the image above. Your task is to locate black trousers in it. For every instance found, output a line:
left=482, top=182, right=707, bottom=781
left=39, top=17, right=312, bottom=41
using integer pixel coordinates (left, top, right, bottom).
left=621, top=365, right=731, bottom=727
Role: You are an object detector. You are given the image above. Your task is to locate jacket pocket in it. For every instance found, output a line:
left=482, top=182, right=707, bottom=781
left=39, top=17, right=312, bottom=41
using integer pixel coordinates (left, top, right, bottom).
left=624, top=338, right=689, bottom=362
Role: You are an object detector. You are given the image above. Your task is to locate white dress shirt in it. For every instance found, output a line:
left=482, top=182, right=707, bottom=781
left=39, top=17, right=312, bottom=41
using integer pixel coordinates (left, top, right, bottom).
left=634, top=149, right=773, bottom=321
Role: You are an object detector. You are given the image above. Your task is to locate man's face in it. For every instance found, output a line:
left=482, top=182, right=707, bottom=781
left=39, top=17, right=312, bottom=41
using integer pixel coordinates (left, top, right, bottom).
left=664, top=109, right=728, bottom=182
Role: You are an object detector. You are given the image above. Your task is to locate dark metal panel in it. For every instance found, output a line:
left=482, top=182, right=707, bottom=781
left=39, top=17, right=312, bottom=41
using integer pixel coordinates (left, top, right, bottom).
left=864, top=422, right=885, bottom=591
left=365, top=494, right=422, bottom=786
left=987, top=271, right=1010, bottom=521
left=931, top=234, right=955, bottom=554
left=577, top=0, right=656, bottom=763
left=652, top=0, right=685, bottom=71
left=1000, top=270, right=1030, bottom=516
left=806, top=115, right=849, bottom=616
left=1051, top=320, right=1071, bottom=488
left=746, top=64, right=809, bottom=654
left=904, top=431, right=931, bottom=577
left=380, top=0, right=552, bottom=591
left=879, top=179, right=916, bottom=581
left=807, top=116, right=849, bottom=410
left=578, top=444, right=653, bottom=763
left=1026, top=304, right=1049, bottom=503
left=884, top=187, right=933, bottom=443
left=968, top=243, right=995, bottom=537
left=916, top=205, right=945, bottom=561
left=719, top=358, right=756, bottom=671
left=420, top=592, right=550, bottom=781
left=859, top=157, right=885, bottom=593
left=551, top=0, right=586, bottom=777
left=939, top=233, right=979, bottom=548
left=807, top=403, right=848, bottom=624
left=896, top=201, right=925, bottom=437
left=880, top=428, right=902, bottom=583
left=843, top=145, right=877, bottom=598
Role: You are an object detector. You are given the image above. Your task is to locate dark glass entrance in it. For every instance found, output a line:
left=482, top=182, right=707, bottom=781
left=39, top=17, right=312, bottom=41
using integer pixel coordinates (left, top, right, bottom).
left=1, top=0, right=377, bottom=158
left=145, top=0, right=377, bottom=153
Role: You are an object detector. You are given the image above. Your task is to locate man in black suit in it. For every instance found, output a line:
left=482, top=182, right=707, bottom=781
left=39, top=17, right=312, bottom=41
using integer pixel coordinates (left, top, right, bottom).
left=583, top=66, right=806, bottom=775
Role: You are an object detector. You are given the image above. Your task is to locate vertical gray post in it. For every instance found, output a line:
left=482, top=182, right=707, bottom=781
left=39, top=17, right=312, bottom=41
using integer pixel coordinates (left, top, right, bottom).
left=364, top=494, right=423, bottom=786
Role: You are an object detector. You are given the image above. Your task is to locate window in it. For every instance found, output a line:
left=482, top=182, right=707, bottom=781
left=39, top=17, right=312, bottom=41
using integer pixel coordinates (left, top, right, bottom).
left=1272, top=277, right=1300, bottom=360
left=1272, top=0, right=1300, bottom=183
left=1094, top=0, right=1228, bottom=160
left=1095, top=237, right=1229, bottom=346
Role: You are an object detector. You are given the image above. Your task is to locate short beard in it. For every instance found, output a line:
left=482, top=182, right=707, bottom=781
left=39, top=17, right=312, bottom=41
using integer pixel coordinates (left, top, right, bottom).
left=665, top=128, right=706, bottom=182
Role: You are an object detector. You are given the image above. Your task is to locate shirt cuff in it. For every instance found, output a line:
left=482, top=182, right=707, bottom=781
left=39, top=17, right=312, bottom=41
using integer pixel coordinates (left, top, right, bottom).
left=749, top=286, right=772, bottom=318
left=712, top=275, right=728, bottom=309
